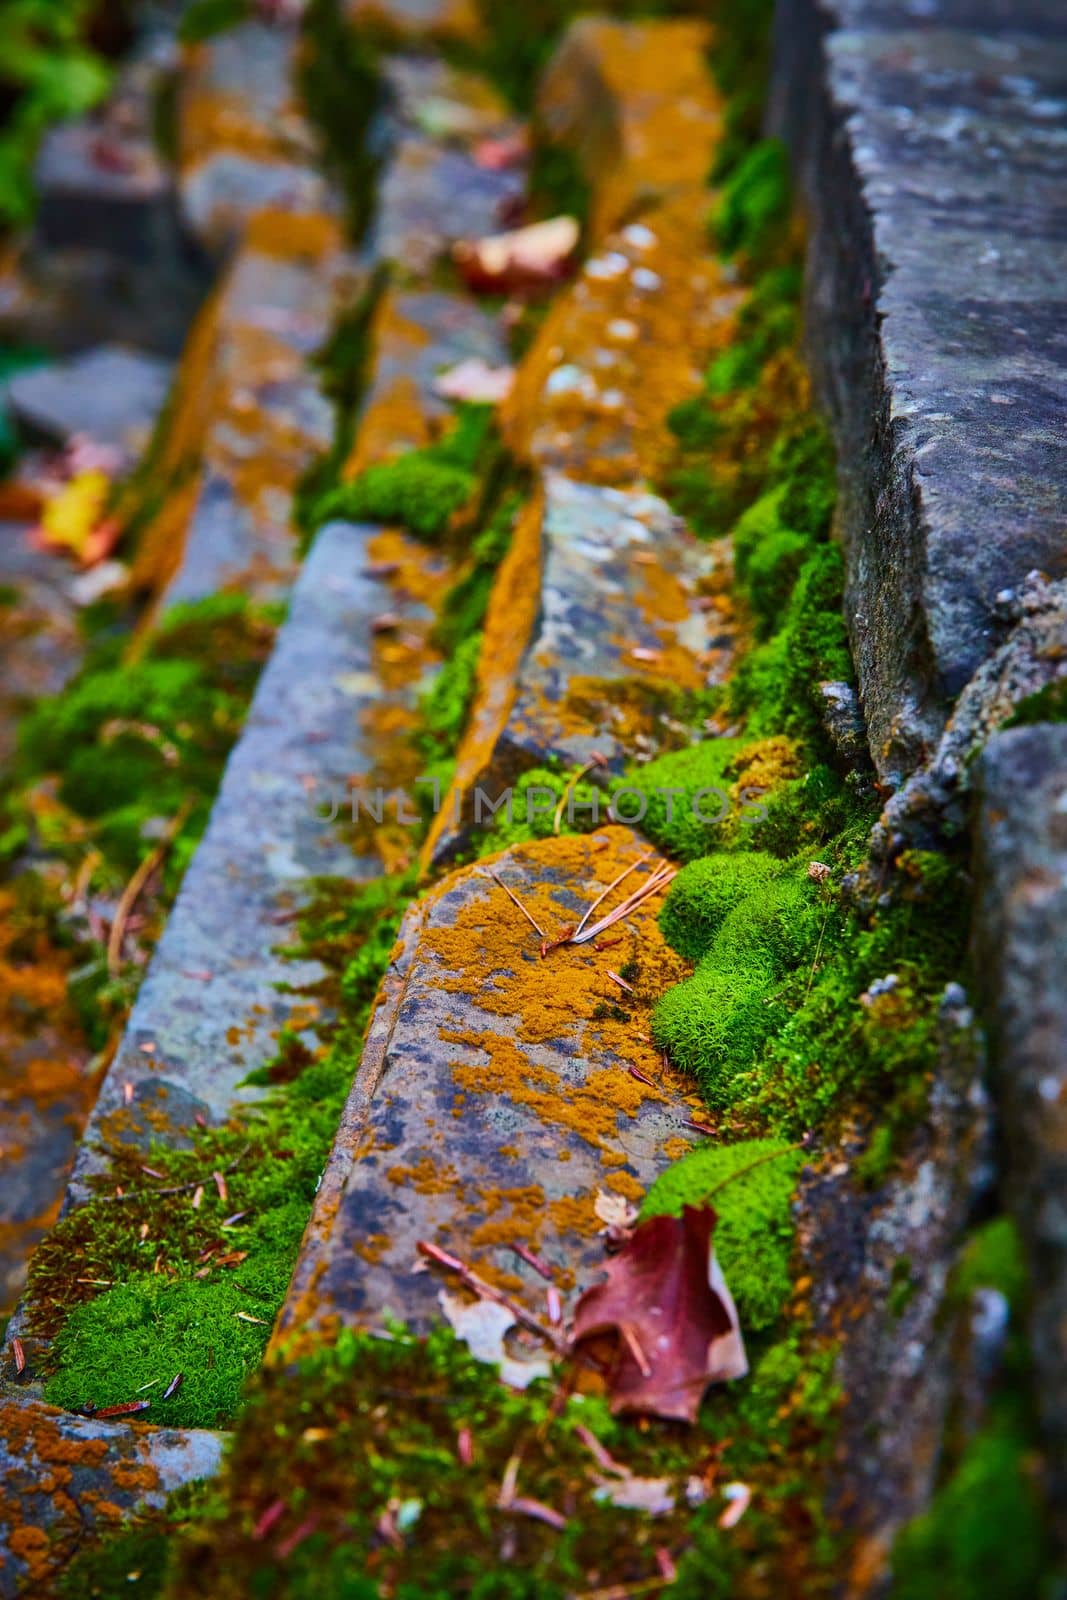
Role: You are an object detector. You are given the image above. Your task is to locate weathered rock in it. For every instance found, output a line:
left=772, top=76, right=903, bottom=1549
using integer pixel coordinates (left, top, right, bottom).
left=502, top=197, right=740, bottom=488
left=178, top=21, right=333, bottom=252
left=0, top=29, right=206, bottom=357
left=800, top=991, right=991, bottom=1582
left=6, top=346, right=173, bottom=459
left=0, top=531, right=82, bottom=764
left=0, top=1396, right=221, bottom=1597
left=424, top=474, right=734, bottom=866
left=975, top=723, right=1067, bottom=1540
left=769, top=0, right=1067, bottom=783
left=870, top=572, right=1067, bottom=859
left=130, top=211, right=361, bottom=608
left=537, top=18, right=723, bottom=243
left=342, top=285, right=509, bottom=476
left=281, top=827, right=701, bottom=1346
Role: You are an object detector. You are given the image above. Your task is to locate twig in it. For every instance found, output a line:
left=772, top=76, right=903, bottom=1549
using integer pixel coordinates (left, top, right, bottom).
left=416, top=1240, right=567, bottom=1354
left=570, top=864, right=677, bottom=946
left=93, top=1145, right=251, bottom=1205
left=571, top=1578, right=669, bottom=1600
left=484, top=870, right=547, bottom=939
left=804, top=905, right=832, bottom=1001
left=573, top=852, right=653, bottom=941
left=107, top=798, right=194, bottom=976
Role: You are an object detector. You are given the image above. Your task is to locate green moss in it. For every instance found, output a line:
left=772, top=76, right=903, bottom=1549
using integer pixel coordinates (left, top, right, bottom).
left=178, top=0, right=249, bottom=41
left=652, top=865, right=824, bottom=1105
left=148, top=1306, right=843, bottom=1599
left=892, top=1421, right=1049, bottom=1600
left=641, top=1139, right=802, bottom=1330
left=712, top=139, right=791, bottom=271
left=26, top=872, right=410, bottom=1426
left=1003, top=678, right=1067, bottom=728
left=300, top=0, right=382, bottom=240
left=952, top=1216, right=1028, bottom=1315
left=659, top=851, right=783, bottom=962
left=312, top=405, right=495, bottom=542
left=729, top=546, right=852, bottom=742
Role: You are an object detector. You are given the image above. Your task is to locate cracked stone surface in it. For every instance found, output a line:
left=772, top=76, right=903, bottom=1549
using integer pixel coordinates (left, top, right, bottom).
left=282, top=827, right=702, bottom=1347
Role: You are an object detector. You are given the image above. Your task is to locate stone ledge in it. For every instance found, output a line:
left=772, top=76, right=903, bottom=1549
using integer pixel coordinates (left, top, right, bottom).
left=769, top=0, right=1067, bottom=783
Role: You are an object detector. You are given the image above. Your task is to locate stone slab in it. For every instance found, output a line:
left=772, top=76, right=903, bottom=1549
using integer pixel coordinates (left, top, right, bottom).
left=281, top=827, right=701, bottom=1345
left=178, top=22, right=333, bottom=252
left=769, top=0, right=1067, bottom=781
left=372, top=136, right=524, bottom=281
left=502, top=197, right=740, bottom=488
left=976, top=723, right=1067, bottom=1539
left=130, top=212, right=361, bottom=610
left=424, top=473, right=734, bottom=866
left=343, top=285, right=509, bottom=475
left=537, top=18, right=723, bottom=243
left=64, top=518, right=444, bottom=1204
left=0, top=1396, right=221, bottom=1597
left=6, top=346, right=173, bottom=458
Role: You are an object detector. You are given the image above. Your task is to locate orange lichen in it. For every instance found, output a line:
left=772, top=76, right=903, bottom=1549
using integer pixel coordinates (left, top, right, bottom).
left=345, top=0, right=484, bottom=49
left=502, top=197, right=739, bottom=489
left=538, top=18, right=723, bottom=244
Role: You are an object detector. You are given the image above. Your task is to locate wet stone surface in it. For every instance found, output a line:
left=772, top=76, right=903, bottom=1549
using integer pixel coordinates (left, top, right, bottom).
left=282, top=827, right=701, bottom=1346
left=427, top=474, right=733, bottom=865
left=976, top=723, right=1067, bottom=1539
left=61, top=518, right=444, bottom=1208
left=0, top=1396, right=222, bottom=1598
left=771, top=0, right=1067, bottom=780
left=135, top=214, right=360, bottom=609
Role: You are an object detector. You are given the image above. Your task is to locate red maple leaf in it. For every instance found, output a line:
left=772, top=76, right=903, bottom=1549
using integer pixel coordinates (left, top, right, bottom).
left=572, top=1205, right=747, bottom=1422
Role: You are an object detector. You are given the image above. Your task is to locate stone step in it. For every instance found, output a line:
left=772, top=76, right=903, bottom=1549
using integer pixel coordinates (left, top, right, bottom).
left=0, top=1395, right=221, bottom=1599
left=6, top=346, right=173, bottom=461
left=346, top=0, right=484, bottom=49
left=343, top=284, right=509, bottom=475
left=373, top=56, right=523, bottom=284
left=423, top=473, right=736, bottom=867
left=501, top=195, right=740, bottom=488
left=0, top=14, right=207, bottom=358
left=771, top=0, right=1067, bottom=780
left=74, top=517, right=446, bottom=1210
left=130, top=210, right=362, bottom=610
left=281, top=826, right=702, bottom=1348
left=536, top=18, right=724, bottom=244
left=976, top=722, right=1067, bottom=1539
left=178, top=20, right=334, bottom=254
